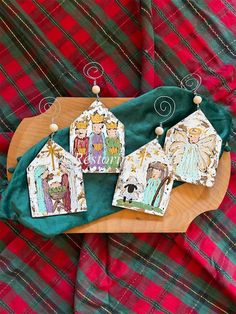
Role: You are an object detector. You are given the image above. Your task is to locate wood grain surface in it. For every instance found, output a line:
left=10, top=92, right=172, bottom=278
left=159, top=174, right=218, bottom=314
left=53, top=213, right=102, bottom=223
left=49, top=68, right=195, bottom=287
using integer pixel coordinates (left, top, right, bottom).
left=7, top=97, right=231, bottom=233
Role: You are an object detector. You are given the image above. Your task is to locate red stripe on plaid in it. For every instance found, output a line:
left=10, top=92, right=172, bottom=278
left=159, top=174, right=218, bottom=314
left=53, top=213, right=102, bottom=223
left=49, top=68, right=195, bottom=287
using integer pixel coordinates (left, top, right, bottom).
left=0, top=134, right=13, bottom=153
left=158, top=4, right=236, bottom=109
left=1, top=85, right=18, bottom=103
left=131, top=299, right=154, bottom=314
left=211, top=86, right=236, bottom=112
left=8, top=294, right=36, bottom=314
left=18, top=1, right=141, bottom=95
left=129, top=30, right=142, bottom=50
left=46, top=26, right=64, bottom=44
left=0, top=45, right=46, bottom=120
left=221, top=13, right=236, bottom=34
left=186, top=223, right=235, bottom=271
left=21, top=231, right=76, bottom=273
left=154, top=0, right=175, bottom=10
left=96, top=1, right=121, bottom=18
left=82, top=259, right=105, bottom=283
left=18, top=0, right=35, bottom=15
left=137, top=233, right=214, bottom=284
left=36, top=262, right=75, bottom=303
left=14, top=0, right=47, bottom=26
left=191, top=66, right=236, bottom=111
left=0, top=222, right=23, bottom=249
left=59, top=41, right=77, bottom=59
left=163, top=32, right=180, bottom=49
left=207, top=0, right=236, bottom=34
left=1, top=227, right=77, bottom=306
left=60, top=15, right=77, bottom=31
left=73, top=29, right=91, bottom=45
left=94, top=1, right=141, bottom=48
left=144, top=280, right=193, bottom=313
left=80, top=236, right=195, bottom=313
left=0, top=281, right=36, bottom=313
left=16, top=75, right=34, bottom=91
left=161, top=293, right=189, bottom=314
left=2, top=59, right=22, bottom=76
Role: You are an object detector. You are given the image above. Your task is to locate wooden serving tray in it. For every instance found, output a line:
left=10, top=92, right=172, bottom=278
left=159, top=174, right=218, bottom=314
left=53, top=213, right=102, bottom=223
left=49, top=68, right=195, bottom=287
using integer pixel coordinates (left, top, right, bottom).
left=7, top=97, right=231, bottom=233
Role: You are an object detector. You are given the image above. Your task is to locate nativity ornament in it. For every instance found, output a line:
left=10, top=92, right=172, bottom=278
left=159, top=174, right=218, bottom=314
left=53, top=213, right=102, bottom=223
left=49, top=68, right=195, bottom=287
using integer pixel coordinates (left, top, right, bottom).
left=70, top=101, right=125, bottom=173
left=113, top=134, right=174, bottom=216
left=27, top=132, right=87, bottom=218
left=27, top=68, right=223, bottom=221
left=70, top=63, right=125, bottom=173
left=113, top=97, right=175, bottom=216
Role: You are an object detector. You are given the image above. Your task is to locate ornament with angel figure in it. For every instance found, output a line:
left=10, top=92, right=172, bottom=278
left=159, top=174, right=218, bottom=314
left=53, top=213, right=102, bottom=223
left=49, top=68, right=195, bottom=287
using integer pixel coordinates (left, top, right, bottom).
left=164, top=109, right=222, bottom=187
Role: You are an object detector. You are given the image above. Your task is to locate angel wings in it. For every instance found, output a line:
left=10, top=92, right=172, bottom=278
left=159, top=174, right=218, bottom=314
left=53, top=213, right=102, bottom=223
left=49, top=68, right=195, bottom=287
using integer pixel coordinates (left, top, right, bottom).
left=165, top=127, right=219, bottom=185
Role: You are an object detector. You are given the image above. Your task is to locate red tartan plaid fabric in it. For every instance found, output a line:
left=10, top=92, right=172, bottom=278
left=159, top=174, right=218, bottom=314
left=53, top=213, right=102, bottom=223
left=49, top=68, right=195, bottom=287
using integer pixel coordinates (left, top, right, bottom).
left=0, top=1, right=235, bottom=313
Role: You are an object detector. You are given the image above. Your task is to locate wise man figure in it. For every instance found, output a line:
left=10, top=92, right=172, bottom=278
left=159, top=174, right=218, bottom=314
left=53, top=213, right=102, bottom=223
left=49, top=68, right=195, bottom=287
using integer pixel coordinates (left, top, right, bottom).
left=73, top=119, right=89, bottom=170
left=89, top=112, right=106, bottom=171
left=105, top=121, right=121, bottom=171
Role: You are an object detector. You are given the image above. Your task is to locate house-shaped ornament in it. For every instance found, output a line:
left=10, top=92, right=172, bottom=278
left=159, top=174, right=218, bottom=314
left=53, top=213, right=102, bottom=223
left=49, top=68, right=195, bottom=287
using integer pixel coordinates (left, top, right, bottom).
left=164, top=109, right=222, bottom=187
left=112, top=139, right=174, bottom=216
left=27, top=139, right=87, bottom=217
left=70, top=100, right=125, bottom=173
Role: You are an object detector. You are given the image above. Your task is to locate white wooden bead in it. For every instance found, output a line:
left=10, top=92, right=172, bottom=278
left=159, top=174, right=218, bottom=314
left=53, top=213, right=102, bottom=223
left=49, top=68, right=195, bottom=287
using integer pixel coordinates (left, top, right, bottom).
left=92, top=85, right=100, bottom=94
left=193, top=95, right=202, bottom=105
left=155, top=126, right=164, bottom=136
left=49, top=123, right=58, bottom=132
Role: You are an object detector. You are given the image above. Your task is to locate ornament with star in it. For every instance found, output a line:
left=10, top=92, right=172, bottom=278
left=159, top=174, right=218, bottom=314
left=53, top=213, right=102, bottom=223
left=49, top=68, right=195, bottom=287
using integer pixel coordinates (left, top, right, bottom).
left=27, top=139, right=87, bottom=218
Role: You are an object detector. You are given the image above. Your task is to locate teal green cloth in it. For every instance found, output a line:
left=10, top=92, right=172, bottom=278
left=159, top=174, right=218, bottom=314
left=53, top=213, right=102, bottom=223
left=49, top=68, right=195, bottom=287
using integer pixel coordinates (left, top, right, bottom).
left=0, top=87, right=232, bottom=237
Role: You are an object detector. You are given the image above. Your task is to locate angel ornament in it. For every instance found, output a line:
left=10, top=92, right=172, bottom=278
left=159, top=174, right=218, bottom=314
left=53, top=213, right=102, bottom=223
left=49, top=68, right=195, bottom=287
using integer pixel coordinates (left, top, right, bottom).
left=164, top=96, right=222, bottom=187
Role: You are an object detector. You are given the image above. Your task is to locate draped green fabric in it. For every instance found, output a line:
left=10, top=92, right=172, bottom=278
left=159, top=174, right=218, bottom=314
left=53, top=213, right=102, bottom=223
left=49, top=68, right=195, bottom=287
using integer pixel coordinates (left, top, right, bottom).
left=0, top=86, right=232, bottom=237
